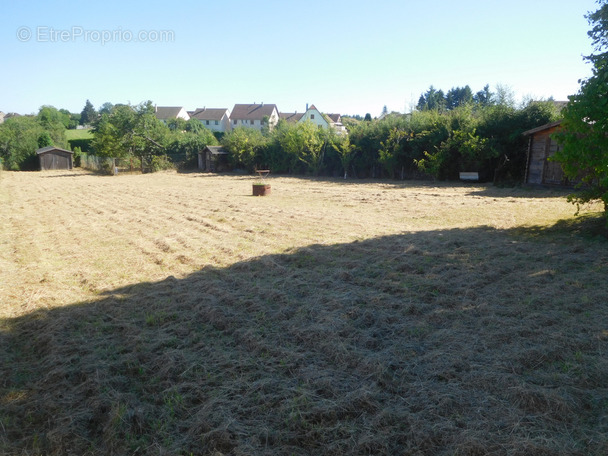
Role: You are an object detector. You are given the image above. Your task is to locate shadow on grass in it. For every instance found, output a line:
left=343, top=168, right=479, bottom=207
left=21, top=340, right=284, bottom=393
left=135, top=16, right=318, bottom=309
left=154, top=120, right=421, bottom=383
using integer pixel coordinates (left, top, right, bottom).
left=513, top=212, right=608, bottom=240
left=1, top=224, right=608, bottom=455
left=38, top=170, right=98, bottom=178
left=465, top=185, right=573, bottom=199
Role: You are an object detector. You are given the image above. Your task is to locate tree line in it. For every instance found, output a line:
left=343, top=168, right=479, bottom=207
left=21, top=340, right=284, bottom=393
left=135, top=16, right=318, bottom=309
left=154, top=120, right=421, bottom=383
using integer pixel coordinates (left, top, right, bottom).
left=223, top=89, right=560, bottom=183
left=1, top=91, right=560, bottom=183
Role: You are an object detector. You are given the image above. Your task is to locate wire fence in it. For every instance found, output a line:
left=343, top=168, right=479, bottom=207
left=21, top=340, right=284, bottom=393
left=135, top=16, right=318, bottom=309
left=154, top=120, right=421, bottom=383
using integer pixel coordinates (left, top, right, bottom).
left=80, top=153, right=193, bottom=174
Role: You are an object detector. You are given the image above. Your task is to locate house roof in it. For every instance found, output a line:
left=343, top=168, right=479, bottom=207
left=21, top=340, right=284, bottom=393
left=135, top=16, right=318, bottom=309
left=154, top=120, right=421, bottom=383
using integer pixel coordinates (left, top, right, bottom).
left=190, top=108, right=229, bottom=121
left=279, top=112, right=304, bottom=123
left=522, top=120, right=562, bottom=136
left=201, top=146, right=228, bottom=155
left=231, top=103, right=278, bottom=120
left=36, top=146, right=73, bottom=155
left=326, top=113, right=341, bottom=123
left=154, top=106, right=186, bottom=120
left=553, top=101, right=568, bottom=111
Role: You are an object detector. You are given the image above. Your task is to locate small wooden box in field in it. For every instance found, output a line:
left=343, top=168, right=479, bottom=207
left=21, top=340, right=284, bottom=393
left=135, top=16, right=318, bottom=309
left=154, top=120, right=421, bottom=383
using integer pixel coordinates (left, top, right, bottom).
left=252, top=184, right=271, bottom=196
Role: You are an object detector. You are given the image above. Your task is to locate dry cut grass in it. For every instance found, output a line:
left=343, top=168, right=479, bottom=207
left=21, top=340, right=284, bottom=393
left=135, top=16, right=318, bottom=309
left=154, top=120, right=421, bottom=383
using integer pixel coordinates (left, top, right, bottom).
left=1, top=169, right=607, bottom=455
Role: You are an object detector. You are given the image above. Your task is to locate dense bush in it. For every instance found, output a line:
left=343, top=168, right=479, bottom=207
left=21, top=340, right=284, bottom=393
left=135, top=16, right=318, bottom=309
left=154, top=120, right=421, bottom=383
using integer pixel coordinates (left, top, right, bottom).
left=217, top=96, right=559, bottom=182
left=0, top=107, right=70, bottom=170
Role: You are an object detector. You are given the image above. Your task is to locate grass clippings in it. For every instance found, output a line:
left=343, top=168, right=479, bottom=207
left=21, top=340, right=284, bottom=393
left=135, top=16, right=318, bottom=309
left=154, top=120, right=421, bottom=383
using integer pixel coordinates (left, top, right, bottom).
left=1, top=170, right=607, bottom=455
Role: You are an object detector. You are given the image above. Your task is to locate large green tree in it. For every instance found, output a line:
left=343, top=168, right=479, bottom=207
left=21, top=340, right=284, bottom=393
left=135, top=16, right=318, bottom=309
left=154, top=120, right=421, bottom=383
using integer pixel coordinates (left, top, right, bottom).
left=221, top=127, right=267, bottom=171
left=554, top=0, right=608, bottom=213
left=445, top=86, right=473, bottom=110
left=331, top=134, right=355, bottom=179
left=91, top=101, right=168, bottom=171
left=417, top=86, right=446, bottom=111
left=0, top=117, right=44, bottom=170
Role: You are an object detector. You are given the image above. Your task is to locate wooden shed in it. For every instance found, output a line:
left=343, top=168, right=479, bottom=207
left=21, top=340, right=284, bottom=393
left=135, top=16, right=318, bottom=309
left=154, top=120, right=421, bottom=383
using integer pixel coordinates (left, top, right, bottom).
left=198, top=146, right=229, bottom=172
left=523, top=121, right=567, bottom=186
left=37, top=146, right=74, bottom=171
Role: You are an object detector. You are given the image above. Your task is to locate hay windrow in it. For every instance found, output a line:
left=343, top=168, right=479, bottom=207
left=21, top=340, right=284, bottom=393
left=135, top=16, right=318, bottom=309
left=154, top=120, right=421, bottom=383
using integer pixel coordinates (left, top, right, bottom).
left=1, top=170, right=607, bottom=455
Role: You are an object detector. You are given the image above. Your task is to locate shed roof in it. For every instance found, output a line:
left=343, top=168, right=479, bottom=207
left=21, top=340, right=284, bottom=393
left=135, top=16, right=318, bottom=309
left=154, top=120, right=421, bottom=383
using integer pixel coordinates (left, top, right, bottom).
left=231, top=103, right=278, bottom=120
left=36, top=146, right=74, bottom=155
left=201, top=146, right=228, bottom=155
left=191, top=108, right=229, bottom=121
left=522, top=120, right=562, bottom=136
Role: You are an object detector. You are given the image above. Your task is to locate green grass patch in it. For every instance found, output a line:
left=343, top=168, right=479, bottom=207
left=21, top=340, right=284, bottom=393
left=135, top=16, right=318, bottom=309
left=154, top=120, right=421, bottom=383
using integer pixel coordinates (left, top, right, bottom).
left=65, top=128, right=93, bottom=140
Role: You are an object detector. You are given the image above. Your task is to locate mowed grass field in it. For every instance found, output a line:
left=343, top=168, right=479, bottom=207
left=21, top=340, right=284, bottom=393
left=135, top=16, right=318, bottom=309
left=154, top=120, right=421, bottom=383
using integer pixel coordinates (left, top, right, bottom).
left=1, top=169, right=607, bottom=455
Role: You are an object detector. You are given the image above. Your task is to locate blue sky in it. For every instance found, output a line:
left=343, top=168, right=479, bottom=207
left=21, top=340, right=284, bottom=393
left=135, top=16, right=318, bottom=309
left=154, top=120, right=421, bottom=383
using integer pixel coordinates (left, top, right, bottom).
left=0, top=0, right=599, bottom=117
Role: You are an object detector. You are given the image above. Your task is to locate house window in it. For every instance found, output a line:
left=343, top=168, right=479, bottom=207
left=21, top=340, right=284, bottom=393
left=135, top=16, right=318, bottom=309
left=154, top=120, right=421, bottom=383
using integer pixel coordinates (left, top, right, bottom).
left=311, top=114, right=315, bottom=119
left=206, top=120, right=210, bottom=125
left=251, top=120, right=254, bottom=125
left=215, top=120, right=219, bottom=125
left=233, top=119, right=237, bottom=125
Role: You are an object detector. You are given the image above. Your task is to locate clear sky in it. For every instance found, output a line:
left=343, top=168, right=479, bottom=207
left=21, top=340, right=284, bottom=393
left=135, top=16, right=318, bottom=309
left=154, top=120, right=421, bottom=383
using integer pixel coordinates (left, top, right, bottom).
left=0, top=0, right=599, bottom=117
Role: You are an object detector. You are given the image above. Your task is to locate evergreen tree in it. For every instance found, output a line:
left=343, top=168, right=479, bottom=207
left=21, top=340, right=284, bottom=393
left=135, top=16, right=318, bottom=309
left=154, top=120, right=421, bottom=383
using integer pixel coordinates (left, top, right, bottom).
left=80, top=100, right=97, bottom=126
left=474, top=84, right=493, bottom=106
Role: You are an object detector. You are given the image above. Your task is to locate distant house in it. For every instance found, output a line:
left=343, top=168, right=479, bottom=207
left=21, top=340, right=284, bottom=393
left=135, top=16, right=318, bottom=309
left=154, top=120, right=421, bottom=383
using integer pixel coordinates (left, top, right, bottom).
left=523, top=121, right=568, bottom=186
left=298, top=105, right=347, bottom=134
left=299, top=104, right=329, bottom=128
left=198, top=146, right=229, bottom=172
left=4, top=112, right=21, bottom=121
left=279, top=112, right=304, bottom=123
left=0, top=111, right=5, bottom=124
left=230, top=103, right=279, bottom=131
left=190, top=108, right=231, bottom=132
left=37, top=146, right=74, bottom=171
left=326, top=113, right=347, bottom=135
left=154, top=106, right=190, bottom=123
